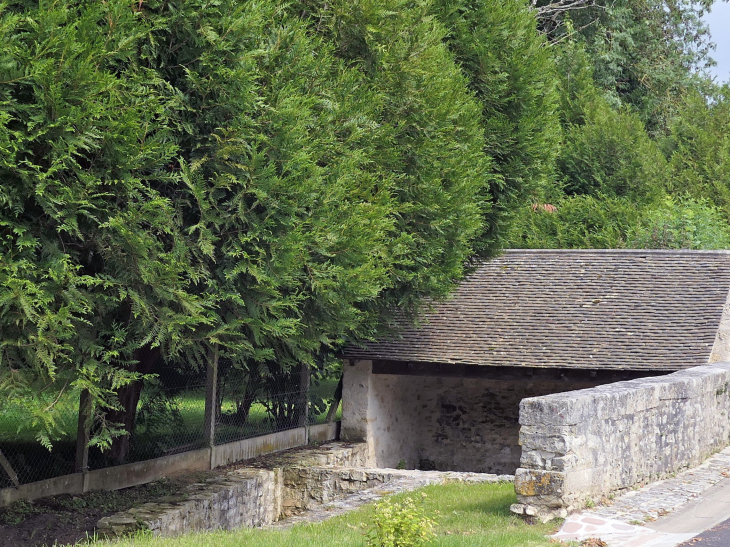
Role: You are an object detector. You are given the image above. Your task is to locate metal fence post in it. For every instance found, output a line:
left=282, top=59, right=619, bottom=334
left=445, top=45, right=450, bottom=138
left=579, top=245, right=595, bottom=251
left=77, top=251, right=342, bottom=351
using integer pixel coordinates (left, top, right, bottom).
left=203, top=348, right=219, bottom=460
left=298, top=363, right=310, bottom=430
left=74, top=389, right=92, bottom=475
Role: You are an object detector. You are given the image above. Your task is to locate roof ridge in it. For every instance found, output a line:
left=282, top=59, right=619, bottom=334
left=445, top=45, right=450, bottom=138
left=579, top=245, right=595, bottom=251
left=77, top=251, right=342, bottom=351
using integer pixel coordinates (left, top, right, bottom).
left=500, top=249, right=730, bottom=255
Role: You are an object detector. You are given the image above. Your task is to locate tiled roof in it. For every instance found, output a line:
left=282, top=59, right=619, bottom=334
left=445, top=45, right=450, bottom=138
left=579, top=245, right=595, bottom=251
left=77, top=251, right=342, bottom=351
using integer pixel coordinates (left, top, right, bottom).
left=344, top=250, right=730, bottom=371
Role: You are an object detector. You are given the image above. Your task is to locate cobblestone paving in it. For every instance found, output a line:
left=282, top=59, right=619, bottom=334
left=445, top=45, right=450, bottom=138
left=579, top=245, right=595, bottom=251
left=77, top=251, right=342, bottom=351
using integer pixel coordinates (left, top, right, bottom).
left=555, top=447, right=730, bottom=546
left=271, top=470, right=514, bottom=529
left=588, top=447, right=730, bottom=525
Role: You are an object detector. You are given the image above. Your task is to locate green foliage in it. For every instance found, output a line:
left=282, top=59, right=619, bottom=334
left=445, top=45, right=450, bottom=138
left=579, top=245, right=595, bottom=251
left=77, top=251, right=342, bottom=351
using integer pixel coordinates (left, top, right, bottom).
left=507, top=192, right=730, bottom=251
left=558, top=100, right=667, bottom=202
left=367, top=494, right=436, bottom=547
left=1, top=0, right=499, bottom=448
left=0, top=0, right=200, bottom=445
left=664, top=86, right=730, bottom=220
left=628, top=196, right=730, bottom=249
left=537, top=0, right=714, bottom=132
left=552, top=35, right=603, bottom=127
left=285, top=0, right=492, bottom=318
left=506, top=194, right=640, bottom=249
left=431, top=0, right=561, bottom=243
left=144, top=0, right=397, bottom=368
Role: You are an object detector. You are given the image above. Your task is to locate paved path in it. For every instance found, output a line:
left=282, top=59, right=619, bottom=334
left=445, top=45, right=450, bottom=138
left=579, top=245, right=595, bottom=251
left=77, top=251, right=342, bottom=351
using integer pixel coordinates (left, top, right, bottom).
left=554, top=447, right=730, bottom=546
left=676, top=516, right=730, bottom=546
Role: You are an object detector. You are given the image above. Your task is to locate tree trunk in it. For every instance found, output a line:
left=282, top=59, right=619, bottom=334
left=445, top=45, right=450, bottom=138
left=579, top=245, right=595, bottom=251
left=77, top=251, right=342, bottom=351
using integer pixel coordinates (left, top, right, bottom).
left=233, top=379, right=259, bottom=424
left=106, top=345, right=161, bottom=464
left=325, top=375, right=343, bottom=424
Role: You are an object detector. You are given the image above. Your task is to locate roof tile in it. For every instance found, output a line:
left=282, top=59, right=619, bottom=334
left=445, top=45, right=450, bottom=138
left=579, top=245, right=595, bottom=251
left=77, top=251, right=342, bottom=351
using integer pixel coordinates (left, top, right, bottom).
left=343, top=250, right=730, bottom=371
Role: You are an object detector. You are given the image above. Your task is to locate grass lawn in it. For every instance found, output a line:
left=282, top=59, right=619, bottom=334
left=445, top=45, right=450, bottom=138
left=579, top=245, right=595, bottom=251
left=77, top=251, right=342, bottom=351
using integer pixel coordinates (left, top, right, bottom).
left=91, top=482, right=562, bottom=547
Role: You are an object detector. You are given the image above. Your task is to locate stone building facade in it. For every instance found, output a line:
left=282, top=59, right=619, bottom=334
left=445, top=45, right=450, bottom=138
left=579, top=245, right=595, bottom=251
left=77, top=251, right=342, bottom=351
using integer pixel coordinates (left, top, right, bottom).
left=341, top=250, right=730, bottom=474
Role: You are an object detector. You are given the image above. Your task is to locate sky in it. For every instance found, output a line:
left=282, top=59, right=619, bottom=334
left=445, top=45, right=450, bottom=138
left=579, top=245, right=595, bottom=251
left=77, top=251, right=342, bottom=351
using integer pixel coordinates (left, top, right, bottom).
left=704, top=1, right=730, bottom=83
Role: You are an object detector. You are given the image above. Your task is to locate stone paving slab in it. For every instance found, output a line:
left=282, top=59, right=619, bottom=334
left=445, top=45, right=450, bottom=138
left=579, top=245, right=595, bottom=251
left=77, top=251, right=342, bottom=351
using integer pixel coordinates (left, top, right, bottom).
left=272, top=469, right=513, bottom=529
left=554, top=447, right=730, bottom=546
left=554, top=514, right=695, bottom=547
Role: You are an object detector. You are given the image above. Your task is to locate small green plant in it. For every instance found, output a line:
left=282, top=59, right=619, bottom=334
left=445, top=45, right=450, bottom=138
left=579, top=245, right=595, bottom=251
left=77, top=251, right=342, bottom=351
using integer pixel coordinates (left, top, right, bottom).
left=0, top=500, right=38, bottom=525
left=584, top=498, right=595, bottom=509
left=367, top=494, right=436, bottom=547
left=396, top=460, right=407, bottom=470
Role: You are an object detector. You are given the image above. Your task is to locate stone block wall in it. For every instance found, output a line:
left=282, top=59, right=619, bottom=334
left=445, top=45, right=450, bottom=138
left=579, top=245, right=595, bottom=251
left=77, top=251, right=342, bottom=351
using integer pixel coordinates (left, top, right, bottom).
left=97, top=442, right=371, bottom=538
left=97, top=469, right=281, bottom=537
left=512, top=362, right=730, bottom=521
left=341, top=360, right=603, bottom=474
left=281, top=467, right=392, bottom=516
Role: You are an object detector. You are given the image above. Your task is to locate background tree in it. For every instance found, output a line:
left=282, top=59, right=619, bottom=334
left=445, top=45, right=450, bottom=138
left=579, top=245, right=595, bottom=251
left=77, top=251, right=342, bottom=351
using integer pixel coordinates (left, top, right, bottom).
left=430, top=0, right=561, bottom=244
left=664, top=85, right=730, bottom=219
left=534, top=0, right=715, bottom=133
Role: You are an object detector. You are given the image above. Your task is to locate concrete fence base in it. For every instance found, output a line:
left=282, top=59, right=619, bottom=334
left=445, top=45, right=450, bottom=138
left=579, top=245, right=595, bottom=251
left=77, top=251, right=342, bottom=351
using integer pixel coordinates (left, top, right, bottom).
left=511, top=363, right=730, bottom=521
left=0, top=423, right=339, bottom=507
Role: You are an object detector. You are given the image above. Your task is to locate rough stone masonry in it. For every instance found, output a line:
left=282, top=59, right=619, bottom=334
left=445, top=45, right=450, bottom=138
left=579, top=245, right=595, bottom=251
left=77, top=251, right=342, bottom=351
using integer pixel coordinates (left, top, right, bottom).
left=511, top=362, right=730, bottom=521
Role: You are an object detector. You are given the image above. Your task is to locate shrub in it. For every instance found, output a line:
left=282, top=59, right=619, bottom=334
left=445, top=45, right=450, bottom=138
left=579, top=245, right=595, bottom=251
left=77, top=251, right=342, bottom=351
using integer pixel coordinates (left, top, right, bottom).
left=558, top=102, right=667, bottom=203
left=367, top=495, right=436, bottom=547
left=628, top=196, right=730, bottom=250
left=506, top=194, right=640, bottom=249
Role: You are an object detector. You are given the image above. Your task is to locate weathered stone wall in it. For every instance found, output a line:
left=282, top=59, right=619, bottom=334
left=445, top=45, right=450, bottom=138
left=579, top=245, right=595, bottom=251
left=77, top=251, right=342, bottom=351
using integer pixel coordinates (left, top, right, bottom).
left=512, top=362, right=730, bottom=521
left=282, top=467, right=393, bottom=516
left=97, top=442, right=370, bottom=538
left=97, top=468, right=281, bottom=537
left=341, top=360, right=603, bottom=473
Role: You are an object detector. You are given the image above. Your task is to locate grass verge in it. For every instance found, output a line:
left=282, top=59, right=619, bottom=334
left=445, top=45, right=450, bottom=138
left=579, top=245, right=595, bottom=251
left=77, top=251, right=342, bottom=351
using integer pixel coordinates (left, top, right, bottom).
left=90, top=482, right=561, bottom=547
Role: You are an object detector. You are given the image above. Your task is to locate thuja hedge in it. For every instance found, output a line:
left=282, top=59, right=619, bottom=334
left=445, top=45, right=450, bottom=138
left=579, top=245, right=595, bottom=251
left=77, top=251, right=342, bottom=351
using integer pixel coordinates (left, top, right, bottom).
left=0, top=0, right=557, bottom=450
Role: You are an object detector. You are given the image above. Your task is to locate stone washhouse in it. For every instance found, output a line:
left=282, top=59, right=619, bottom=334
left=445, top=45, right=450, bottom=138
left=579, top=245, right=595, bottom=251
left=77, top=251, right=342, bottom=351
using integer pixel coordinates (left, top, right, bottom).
left=339, top=249, right=730, bottom=474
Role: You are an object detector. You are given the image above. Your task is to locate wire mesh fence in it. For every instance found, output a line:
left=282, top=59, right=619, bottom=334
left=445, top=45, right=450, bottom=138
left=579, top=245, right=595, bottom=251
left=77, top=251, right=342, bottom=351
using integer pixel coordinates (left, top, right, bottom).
left=0, top=364, right=342, bottom=487
left=0, top=390, right=80, bottom=487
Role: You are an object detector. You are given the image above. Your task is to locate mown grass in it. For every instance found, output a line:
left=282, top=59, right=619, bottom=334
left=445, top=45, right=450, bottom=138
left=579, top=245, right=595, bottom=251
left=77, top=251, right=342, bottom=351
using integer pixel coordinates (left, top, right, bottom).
left=91, top=482, right=561, bottom=547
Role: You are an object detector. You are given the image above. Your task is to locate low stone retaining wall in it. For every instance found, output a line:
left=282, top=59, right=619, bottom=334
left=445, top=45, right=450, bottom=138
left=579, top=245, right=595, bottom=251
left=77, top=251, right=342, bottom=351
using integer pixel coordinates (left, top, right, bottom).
left=98, top=469, right=281, bottom=537
left=511, top=362, right=730, bottom=521
left=282, top=467, right=395, bottom=517
left=98, top=442, right=369, bottom=538
left=98, top=441, right=513, bottom=538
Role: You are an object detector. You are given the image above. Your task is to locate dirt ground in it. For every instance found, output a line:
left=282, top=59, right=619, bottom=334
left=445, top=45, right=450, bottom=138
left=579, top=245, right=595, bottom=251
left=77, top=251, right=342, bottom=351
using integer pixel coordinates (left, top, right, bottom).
left=0, top=473, right=210, bottom=547
left=0, top=443, right=340, bottom=546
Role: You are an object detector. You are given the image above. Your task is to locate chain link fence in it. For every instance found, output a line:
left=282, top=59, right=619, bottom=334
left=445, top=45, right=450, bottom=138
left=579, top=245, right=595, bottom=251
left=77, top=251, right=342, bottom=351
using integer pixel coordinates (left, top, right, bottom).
left=0, top=363, right=342, bottom=488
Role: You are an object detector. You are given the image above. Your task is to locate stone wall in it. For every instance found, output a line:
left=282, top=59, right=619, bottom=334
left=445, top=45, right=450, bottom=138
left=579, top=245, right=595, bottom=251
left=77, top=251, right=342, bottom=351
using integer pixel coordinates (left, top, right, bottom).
left=341, top=360, right=604, bottom=474
left=97, top=442, right=370, bottom=538
left=97, top=468, right=281, bottom=537
left=282, top=467, right=394, bottom=516
left=512, top=362, right=730, bottom=521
